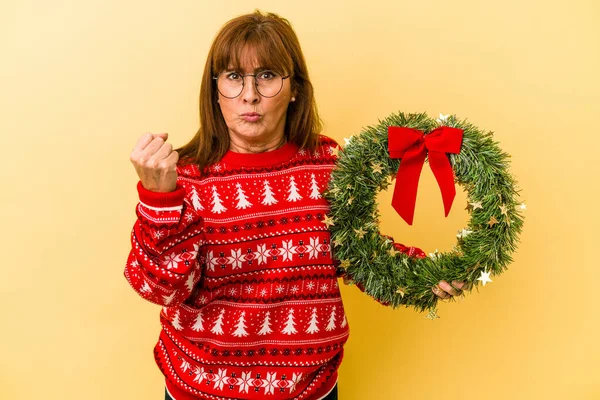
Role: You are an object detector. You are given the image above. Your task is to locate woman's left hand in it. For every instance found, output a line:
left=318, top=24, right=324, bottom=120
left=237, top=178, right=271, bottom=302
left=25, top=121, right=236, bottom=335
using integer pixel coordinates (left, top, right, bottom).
left=432, top=280, right=468, bottom=301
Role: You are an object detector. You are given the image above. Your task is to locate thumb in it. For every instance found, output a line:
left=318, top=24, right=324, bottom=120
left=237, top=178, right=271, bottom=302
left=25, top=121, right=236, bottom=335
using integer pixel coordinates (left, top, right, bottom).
left=154, top=132, right=169, bottom=140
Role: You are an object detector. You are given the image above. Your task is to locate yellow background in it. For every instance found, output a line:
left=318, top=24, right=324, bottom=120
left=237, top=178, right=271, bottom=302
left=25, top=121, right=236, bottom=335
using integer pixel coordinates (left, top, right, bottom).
left=2, top=0, right=599, bottom=399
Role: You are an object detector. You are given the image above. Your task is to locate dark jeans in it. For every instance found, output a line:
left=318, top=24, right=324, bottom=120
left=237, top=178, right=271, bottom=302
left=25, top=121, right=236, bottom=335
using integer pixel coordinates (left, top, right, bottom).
left=165, top=384, right=338, bottom=399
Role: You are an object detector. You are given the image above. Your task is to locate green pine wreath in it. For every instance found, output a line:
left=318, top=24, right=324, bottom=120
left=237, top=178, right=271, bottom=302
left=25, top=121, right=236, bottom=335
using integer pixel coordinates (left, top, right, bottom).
left=324, top=112, right=525, bottom=317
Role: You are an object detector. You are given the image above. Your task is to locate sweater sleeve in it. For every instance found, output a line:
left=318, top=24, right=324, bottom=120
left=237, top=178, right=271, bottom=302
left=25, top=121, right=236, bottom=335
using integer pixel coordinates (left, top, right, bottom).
left=336, top=241, right=426, bottom=307
left=124, top=180, right=205, bottom=308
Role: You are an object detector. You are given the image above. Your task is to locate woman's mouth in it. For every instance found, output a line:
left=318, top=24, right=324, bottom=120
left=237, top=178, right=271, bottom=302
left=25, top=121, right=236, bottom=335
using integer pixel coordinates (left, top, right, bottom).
left=241, top=112, right=261, bottom=122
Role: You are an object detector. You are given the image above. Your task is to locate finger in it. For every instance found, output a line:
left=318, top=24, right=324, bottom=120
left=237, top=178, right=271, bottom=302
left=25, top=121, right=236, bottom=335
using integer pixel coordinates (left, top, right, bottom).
left=134, top=133, right=155, bottom=152
left=432, top=285, right=450, bottom=299
left=451, top=280, right=466, bottom=290
left=134, top=132, right=167, bottom=154
left=451, top=281, right=466, bottom=296
left=153, top=141, right=174, bottom=161
left=456, top=280, right=473, bottom=292
left=438, top=281, right=460, bottom=297
left=143, top=136, right=169, bottom=157
left=166, top=148, right=179, bottom=164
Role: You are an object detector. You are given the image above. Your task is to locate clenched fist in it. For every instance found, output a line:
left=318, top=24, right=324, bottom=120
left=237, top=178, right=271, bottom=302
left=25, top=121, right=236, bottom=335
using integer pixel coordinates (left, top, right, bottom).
left=130, top=132, right=179, bottom=193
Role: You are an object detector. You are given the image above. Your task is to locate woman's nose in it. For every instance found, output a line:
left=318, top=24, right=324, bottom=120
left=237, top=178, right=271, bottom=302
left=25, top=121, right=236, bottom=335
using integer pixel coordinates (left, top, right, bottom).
left=241, top=76, right=260, bottom=103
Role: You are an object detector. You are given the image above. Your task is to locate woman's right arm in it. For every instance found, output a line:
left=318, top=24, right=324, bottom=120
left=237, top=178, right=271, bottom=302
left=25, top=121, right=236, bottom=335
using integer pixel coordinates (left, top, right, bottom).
left=124, top=133, right=204, bottom=308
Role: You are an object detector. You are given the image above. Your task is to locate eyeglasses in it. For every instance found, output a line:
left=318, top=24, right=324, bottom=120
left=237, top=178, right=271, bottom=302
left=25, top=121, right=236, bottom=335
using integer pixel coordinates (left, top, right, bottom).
left=213, top=70, right=290, bottom=99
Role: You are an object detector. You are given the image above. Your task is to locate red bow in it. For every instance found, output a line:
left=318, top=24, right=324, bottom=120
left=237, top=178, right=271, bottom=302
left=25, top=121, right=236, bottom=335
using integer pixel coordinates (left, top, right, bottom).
left=387, top=126, right=463, bottom=225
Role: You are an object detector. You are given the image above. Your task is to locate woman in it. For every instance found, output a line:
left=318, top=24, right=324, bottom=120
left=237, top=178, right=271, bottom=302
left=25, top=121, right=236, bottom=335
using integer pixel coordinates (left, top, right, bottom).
left=126, top=10, right=467, bottom=400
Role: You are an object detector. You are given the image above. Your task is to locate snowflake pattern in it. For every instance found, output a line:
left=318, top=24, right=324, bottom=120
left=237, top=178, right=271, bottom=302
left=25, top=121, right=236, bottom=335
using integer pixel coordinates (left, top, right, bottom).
left=227, top=249, right=244, bottom=269
left=203, top=238, right=330, bottom=271
left=186, top=364, right=304, bottom=395
left=161, top=253, right=181, bottom=270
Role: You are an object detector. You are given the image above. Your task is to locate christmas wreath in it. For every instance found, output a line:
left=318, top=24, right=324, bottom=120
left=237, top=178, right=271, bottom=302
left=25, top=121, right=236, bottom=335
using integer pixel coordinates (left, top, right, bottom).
left=324, top=112, right=525, bottom=316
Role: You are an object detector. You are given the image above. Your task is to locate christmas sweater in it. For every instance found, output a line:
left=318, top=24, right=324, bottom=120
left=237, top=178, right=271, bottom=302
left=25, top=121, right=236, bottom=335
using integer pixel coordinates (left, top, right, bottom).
left=125, top=136, right=351, bottom=400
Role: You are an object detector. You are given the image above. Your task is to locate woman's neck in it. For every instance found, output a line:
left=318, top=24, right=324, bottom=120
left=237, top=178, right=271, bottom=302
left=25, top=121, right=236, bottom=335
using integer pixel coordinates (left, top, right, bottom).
left=228, top=134, right=287, bottom=154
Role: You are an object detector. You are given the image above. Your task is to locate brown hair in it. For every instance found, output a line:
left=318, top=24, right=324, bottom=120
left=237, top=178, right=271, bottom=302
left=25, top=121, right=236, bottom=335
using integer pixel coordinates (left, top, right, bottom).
left=175, top=10, right=322, bottom=171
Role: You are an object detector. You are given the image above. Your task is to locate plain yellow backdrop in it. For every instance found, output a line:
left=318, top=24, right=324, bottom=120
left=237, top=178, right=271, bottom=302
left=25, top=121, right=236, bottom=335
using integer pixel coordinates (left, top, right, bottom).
left=2, top=0, right=599, bottom=399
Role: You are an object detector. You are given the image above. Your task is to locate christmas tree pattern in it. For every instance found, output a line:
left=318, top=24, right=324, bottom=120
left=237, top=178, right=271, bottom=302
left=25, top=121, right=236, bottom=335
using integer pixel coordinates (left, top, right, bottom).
left=172, top=310, right=184, bottom=331
left=234, top=183, right=253, bottom=210
left=305, top=307, right=320, bottom=334
left=325, top=305, right=337, bottom=331
left=191, top=311, right=205, bottom=332
left=210, top=186, right=227, bottom=214
left=162, top=291, right=177, bottom=306
left=281, top=308, right=297, bottom=335
left=286, top=176, right=303, bottom=202
left=190, top=187, right=204, bottom=211
left=257, top=311, right=273, bottom=335
left=232, top=311, right=249, bottom=337
left=309, top=174, right=321, bottom=200
left=140, top=280, right=152, bottom=295
left=261, top=180, right=278, bottom=205
left=340, top=312, right=347, bottom=328
left=185, top=270, right=196, bottom=292
left=211, top=308, right=226, bottom=335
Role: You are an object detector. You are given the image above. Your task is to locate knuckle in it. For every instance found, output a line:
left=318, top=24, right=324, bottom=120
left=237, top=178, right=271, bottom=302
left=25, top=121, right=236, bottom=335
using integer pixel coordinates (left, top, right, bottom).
left=149, top=160, right=161, bottom=170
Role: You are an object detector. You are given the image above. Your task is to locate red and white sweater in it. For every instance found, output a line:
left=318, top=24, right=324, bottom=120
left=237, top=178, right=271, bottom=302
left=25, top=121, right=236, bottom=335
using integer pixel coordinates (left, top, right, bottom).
left=125, top=136, right=352, bottom=400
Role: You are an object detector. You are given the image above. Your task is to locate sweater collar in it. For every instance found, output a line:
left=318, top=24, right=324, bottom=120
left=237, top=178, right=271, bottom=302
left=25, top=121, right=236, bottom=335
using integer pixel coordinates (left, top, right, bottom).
left=221, top=141, right=299, bottom=167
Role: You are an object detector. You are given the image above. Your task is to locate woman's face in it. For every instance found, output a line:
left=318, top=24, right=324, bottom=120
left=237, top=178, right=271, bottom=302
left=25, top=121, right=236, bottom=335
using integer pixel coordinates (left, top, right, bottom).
left=217, top=47, right=295, bottom=150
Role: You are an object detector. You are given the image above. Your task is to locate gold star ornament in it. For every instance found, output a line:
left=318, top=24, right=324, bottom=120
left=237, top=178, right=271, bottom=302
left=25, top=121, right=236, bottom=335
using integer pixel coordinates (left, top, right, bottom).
left=322, top=215, right=335, bottom=228
left=425, top=308, right=440, bottom=320
left=371, top=163, right=383, bottom=174
left=396, top=287, right=407, bottom=298
left=487, top=216, right=499, bottom=228
left=354, top=227, right=366, bottom=239
left=470, top=201, right=483, bottom=210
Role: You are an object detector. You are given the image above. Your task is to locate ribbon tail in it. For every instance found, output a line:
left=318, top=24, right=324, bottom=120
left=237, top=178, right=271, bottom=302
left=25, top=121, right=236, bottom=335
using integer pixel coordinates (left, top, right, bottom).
left=391, top=149, right=427, bottom=225
left=429, top=151, right=456, bottom=217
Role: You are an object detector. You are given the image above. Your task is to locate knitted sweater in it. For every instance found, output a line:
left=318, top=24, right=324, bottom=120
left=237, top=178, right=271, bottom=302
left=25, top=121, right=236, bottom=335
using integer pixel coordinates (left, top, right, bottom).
left=125, top=136, right=352, bottom=400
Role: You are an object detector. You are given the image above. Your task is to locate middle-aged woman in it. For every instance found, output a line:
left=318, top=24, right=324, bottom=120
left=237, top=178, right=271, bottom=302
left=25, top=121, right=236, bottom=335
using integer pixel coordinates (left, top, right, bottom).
left=126, top=10, right=468, bottom=400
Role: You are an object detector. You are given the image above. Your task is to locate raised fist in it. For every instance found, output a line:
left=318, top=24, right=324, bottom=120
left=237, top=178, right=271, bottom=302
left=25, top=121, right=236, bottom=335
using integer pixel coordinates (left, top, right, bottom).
left=130, top=132, right=179, bottom=193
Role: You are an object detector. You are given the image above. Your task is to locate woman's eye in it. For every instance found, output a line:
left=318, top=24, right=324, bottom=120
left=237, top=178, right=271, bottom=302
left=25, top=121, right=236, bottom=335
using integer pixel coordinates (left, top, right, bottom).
left=258, top=71, right=275, bottom=80
left=226, top=72, right=241, bottom=80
